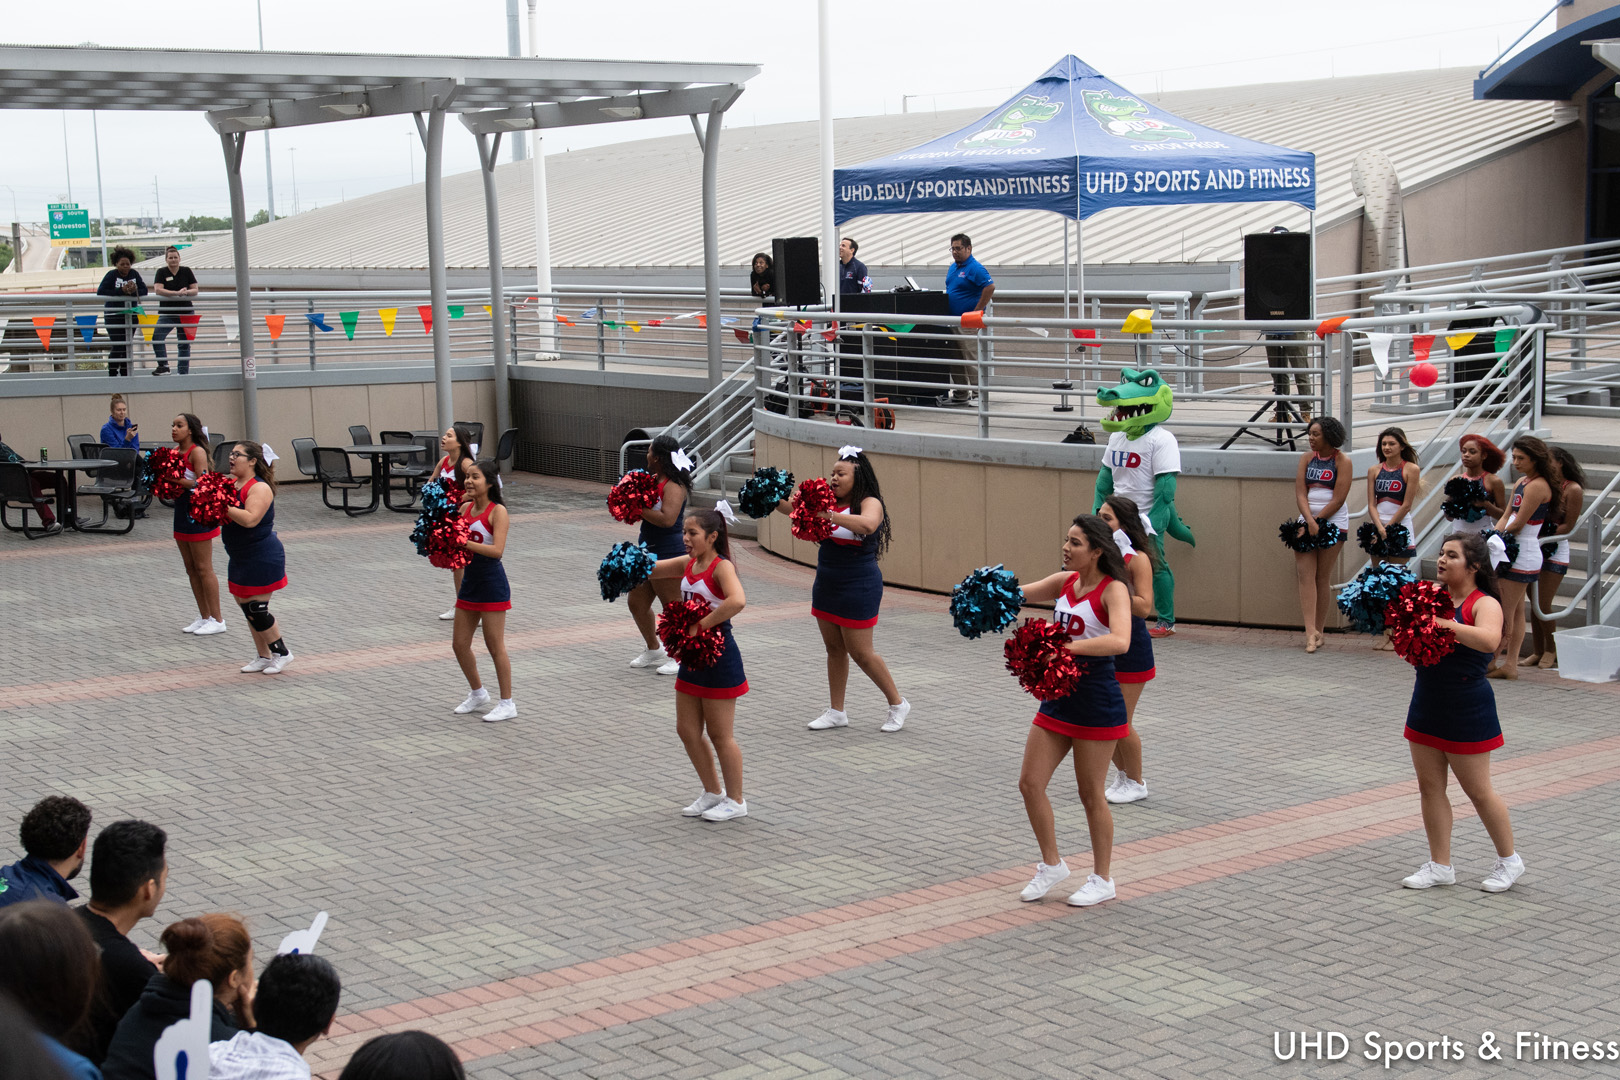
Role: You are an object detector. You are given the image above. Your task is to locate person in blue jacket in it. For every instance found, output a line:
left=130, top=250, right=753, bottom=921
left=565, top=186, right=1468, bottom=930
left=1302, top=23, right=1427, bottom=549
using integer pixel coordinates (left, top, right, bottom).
left=99, top=394, right=140, bottom=450
left=0, top=796, right=92, bottom=911
left=96, top=247, right=147, bottom=377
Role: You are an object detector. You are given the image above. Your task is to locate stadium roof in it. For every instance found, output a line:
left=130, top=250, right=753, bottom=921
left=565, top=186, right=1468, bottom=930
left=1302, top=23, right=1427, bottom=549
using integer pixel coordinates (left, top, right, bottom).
left=178, top=67, right=1572, bottom=274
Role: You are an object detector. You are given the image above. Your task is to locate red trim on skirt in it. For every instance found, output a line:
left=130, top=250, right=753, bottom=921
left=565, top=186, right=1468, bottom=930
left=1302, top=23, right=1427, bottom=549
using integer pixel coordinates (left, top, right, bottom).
left=675, top=678, right=749, bottom=699
left=811, top=606, right=878, bottom=629
left=229, top=576, right=286, bottom=598
left=174, top=527, right=220, bottom=542
left=456, top=599, right=512, bottom=611
left=1404, top=726, right=1503, bottom=755
left=1500, top=568, right=1539, bottom=584
left=1032, top=713, right=1129, bottom=741
left=1115, top=666, right=1156, bottom=684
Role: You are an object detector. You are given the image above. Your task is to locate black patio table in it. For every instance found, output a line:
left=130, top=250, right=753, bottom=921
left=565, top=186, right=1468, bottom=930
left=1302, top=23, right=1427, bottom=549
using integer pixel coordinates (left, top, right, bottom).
left=344, top=444, right=429, bottom=513
left=24, top=459, right=119, bottom=531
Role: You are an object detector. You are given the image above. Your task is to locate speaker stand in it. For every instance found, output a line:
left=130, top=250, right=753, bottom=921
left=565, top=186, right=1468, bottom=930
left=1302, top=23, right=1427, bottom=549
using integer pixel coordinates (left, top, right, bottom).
left=1220, top=398, right=1304, bottom=451
left=1052, top=380, right=1074, bottom=413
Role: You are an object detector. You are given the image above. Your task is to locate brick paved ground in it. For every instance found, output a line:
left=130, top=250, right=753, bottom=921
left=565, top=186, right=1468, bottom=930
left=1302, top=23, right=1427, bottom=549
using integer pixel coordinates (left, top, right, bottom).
left=4, top=473, right=1619, bottom=1078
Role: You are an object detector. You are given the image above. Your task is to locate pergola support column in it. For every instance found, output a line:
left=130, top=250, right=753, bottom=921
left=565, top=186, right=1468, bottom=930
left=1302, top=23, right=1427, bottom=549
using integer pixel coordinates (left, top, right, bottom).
left=220, top=130, right=261, bottom=442
left=416, top=102, right=456, bottom=434
left=693, top=103, right=724, bottom=387
left=475, top=131, right=513, bottom=437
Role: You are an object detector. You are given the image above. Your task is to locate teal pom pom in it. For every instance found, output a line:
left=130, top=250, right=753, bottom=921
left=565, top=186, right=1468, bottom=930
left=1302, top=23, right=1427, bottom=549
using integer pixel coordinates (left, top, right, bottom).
left=738, top=467, right=795, bottom=519
left=598, top=541, right=656, bottom=602
left=950, top=564, right=1024, bottom=639
left=1336, top=563, right=1416, bottom=634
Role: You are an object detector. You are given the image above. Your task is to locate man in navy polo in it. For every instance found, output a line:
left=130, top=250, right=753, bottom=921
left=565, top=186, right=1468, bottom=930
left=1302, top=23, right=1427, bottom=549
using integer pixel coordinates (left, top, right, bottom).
left=943, top=233, right=995, bottom=406
left=838, top=238, right=871, bottom=295
left=0, top=795, right=92, bottom=909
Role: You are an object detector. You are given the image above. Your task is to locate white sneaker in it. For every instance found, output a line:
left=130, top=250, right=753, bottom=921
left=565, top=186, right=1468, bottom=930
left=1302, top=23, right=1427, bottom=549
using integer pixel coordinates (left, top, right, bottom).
left=1106, top=778, right=1150, bottom=805
left=182, top=617, right=207, bottom=634
left=880, top=700, right=910, bottom=733
left=1481, top=855, right=1524, bottom=893
left=682, top=791, right=726, bottom=817
left=656, top=658, right=681, bottom=676
left=193, top=618, right=227, bottom=636
left=1067, top=874, right=1117, bottom=907
left=807, top=708, right=849, bottom=730
left=438, top=608, right=457, bottom=621
left=240, top=657, right=272, bottom=673
left=483, top=699, right=517, bottom=723
left=262, top=653, right=293, bottom=675
left=453, top=689, right=491, bottom=714
left=1402, top=861, right=1456, bottom=889
left=1020, top=860, right=1070, bottom=902
left=630, top=647, right=668, bottom=669
left=700, top=797, right=748, bottom=821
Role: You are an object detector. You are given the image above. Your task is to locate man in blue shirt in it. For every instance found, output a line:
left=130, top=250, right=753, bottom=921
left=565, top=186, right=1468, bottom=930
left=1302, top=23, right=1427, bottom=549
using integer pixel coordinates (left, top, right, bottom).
left=838, top=238, right=871, bottom=295
left=0, top=795, right=92, bottom=909
left=943, top=233, right=995, bottom=406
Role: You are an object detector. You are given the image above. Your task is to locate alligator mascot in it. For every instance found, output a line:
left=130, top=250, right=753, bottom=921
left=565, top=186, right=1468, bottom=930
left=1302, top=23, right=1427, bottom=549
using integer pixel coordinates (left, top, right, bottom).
left=1093, top=368, right=1194, bottom=636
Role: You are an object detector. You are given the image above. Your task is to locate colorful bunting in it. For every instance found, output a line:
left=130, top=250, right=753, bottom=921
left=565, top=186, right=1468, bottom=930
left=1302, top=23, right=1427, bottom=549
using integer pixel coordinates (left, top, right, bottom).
left=305, top=313, right=334, bottom=332
left=733, top=328, right=751, bottom=344
left=137, top=312, right=158, bottom=342
left=1445, top=331, right=1475, bottom=352
left=483, top=305, right=492, bottom=317
left=888, top=323, right=916, bottom=334
left=646, top=318, right=665, bottom=327
left=580, top=307, right=598, bottom=320
left=1411, top=334, right=1435, bottom=364
left=221, top=313, right=240, bottom=343
left=265, top=314, right=287, bottom=340
left=31, top=316, right=56, bottom=350
left=697, top=315, right=707, bottom=328
left=75, top=314, right=98, bottom=343
left=1071, top=328, right=1100, bottom=347
left=1025, top=326, right=1050, bottom=338
left=628, top=322, right=641, bottom=333
left=1493, top=328, right=1517, bottom=353
left=378, top=308, right=398, bottom=336
left=555, top=314, right=575, bottom=327
left=1363, top=332, right=1394, bottom=378
left=1120, top=309, right=1152, bottom=334
left=448, top=305, right=464, bottom=320
left=339, top=311, right=359, bottom=340
left=417, top=305, right=433, bottom=333
left=180, top=314, right=201, bottom=341
left=1315, top=316, right=1350, bottom=338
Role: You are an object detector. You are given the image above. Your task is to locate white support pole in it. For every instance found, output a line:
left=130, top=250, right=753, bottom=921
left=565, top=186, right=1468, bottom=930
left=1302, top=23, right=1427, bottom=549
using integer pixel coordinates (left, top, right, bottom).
left=817, top=0, right=837, bottom=305
left=220, top=131, right=260, bottom=441
left=418, top=107, right=454, bottom=433
left=506, top=0, right=526, bottom=162
left=477, top=132, right=513, bottom=436
left=528, top=0, right=555, bottom=356
left=698, top=103, right=724, bottom=386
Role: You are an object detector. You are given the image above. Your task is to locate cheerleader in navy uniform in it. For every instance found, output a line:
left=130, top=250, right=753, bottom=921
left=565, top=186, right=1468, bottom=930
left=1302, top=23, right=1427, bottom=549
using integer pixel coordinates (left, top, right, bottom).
left=1012, top=515, right=1133, bottom=907
left=1097, top=495, right=1154, bottom=805
left=1449, top=434, right=1508, bottom=537
left=1528, top=447, right=1586, bottom=670
left=1401, top=532, right=1524, bottom=892
left=1487, top=437, right=1559, bottom=680
left=170, top=413, right=226, bottom=636
left=1365, top=427, right=1422, bottom=650
left=774, top=447, right=910, bottom=732
left=222, top=442, right=292, bottom=674
left=627, top=434, right=692, bottom=677
left=645, top=506, right=750, bottom=822
left=451, top=461, right=516, bottom=722
left=432, top=423, right=478, bottom=621
left=1292, top=417, right=1352, bottom=653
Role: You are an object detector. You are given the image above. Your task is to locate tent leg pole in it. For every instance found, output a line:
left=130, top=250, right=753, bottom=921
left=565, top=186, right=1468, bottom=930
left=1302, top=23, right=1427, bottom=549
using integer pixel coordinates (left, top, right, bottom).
left=1054, top=217, right=1072, bottom=412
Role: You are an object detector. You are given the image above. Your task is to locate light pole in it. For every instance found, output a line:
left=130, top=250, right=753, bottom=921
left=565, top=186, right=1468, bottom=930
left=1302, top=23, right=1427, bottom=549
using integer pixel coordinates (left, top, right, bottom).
left=92, top=110, right=108, bottom=267
left=506, top=0, right=526, bottom=162
left=257, top=0, right=276, bottom=221
left=289, top=148, right=299, bottom=215
left=527, top=0, right=555, bottom=354
left=818, top=0, right=837, bottom=307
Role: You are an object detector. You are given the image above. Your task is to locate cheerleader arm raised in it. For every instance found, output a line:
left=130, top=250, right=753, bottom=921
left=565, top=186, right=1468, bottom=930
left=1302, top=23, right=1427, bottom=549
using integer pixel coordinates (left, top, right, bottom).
left=1435, top=593, right=1502, bottom=655
left=1068, top=580, right=1132, bottom=657
left=1019, top=570, right=1076, bottom=605
left=647, top=554, right=692, bottom=580
left=462, top=504, right=509, bottom=558
left=694, top=559, right=746, bottom=631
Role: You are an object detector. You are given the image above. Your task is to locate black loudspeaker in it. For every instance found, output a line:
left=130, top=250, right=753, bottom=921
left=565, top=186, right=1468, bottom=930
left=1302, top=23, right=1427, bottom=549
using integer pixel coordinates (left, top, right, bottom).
left=772, top=237, right=820, bottom=306
left=1244, top=232, right=1312, bottom=320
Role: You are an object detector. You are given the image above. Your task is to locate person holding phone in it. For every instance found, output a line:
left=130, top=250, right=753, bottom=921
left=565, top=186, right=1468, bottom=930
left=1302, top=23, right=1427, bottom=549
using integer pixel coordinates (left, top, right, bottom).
left=100, top=393, right=140, bottom=449
left=151, top=246, right=199, bottom=375
left=96, top=246, right=147, bottom=377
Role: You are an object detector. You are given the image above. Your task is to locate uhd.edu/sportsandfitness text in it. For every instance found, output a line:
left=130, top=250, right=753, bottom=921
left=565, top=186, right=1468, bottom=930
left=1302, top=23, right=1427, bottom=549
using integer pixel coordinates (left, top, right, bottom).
left=1273, top=1030, right=1620, bottom=1067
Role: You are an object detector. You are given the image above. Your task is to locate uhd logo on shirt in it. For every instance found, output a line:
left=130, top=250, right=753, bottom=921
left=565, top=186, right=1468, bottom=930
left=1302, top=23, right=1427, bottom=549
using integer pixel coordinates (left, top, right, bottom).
left=1108, top=451, right=1143, bottom=469
left=956, top=95, right=1062, bottom=150
left=1081, top=89, right=1193, bottom=141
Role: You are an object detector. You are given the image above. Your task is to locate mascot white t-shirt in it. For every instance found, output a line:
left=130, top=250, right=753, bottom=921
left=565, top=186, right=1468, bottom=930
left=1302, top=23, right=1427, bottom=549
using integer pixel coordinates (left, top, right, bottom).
left=1104, top=427, right=1180, bottom=535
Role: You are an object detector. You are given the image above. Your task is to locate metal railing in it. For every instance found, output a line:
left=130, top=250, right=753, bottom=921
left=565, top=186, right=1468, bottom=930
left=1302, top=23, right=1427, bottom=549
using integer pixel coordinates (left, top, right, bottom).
left=617, top=357, right=758, bottom=493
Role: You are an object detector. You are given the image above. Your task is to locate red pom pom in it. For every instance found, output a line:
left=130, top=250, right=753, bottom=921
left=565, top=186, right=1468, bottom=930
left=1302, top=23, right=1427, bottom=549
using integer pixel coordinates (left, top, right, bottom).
left=187, top=472, right=238, bottom=525
left=427, top=516, right=472, bottom=569
left=1002, top=618, right=1085, bottom=700
left=146, top=446, right=189, bottom=500
left=1384, top=580, right=1457, bottom=667
left=655, top=598, right=726, bottom=669
left=790, top=477, right=838, bottom=542
left=607, top=470, right=663, bottom=524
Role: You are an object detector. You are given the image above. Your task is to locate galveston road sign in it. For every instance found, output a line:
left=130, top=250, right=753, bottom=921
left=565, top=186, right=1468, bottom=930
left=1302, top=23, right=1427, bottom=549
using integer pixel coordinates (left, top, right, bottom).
left=48, top=203, right=91, bottom=247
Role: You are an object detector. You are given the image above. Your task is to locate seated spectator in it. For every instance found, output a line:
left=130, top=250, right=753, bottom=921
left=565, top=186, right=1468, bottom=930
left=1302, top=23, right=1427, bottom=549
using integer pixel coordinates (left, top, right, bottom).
left=101, top=914, right=252, bottom=1080
left=99, top=395, right=140, bottom=450
left=749, top=252, right=775, bottom=301
left=0, top=795, right=92, bottom=909
left=338, top=1031, right=464, bottom=1080
left=0, top=991, right=75, bottom=1080
left=77, top=821, right=167, bottom=1064
left=0, top=900, right=105, bottom=1080
left=211, top=954, right=342, bottom=1080
left=0, top=428, right=60, bottom=533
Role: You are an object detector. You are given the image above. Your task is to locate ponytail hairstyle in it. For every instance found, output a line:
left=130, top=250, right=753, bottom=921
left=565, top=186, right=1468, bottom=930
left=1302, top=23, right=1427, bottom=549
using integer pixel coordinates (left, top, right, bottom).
left=468, top=458, right=505, bottom=507
left=1072, top=513, right=1130, bottom=587
left=1377, top=426, right=1418, bottom=465
left=232, top=442, right=277, bottom=491
left=690, top=507, right=732, bottom=561
left=839, top=450, right=892, bottom=557
left=1102, top=494, right=1155, bottom=571
left=1442, top=531, right=1502, bottom=602
left=648, top=433, right=694, bottom=491
left=1458, top=433, right=1505, bottom=475
left=177, top=413, right=207, bottom=450
left=1512, top=435, right=1561, bottom=492
left=159, top=913, right=252, bottom=990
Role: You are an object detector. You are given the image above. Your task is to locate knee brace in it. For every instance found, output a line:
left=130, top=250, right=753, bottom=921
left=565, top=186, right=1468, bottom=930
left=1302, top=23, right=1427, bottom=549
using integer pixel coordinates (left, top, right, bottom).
left=241, top=600, right=275, bottom=632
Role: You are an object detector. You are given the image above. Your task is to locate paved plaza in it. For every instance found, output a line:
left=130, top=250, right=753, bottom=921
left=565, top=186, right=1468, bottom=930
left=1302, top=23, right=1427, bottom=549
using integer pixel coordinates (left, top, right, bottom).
left=3, top=473, right=1619, bottom=1079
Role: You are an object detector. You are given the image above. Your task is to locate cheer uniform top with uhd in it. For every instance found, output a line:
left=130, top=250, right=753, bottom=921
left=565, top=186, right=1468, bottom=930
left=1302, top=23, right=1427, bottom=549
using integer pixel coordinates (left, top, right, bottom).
left=1114, top=551, right=1155, bottom=684
left=638, top=479, right=687, bottom=559
left=1500, top=479, right=1552, bottom=583
left=1373, top=464, right=1418, bottom=557
left=172, top=456, right=221, bottom=543
left=1301, top=453, right=1349, bottom=533
left=220, top=478, right=286, bottom=598
left=455, top=503, right=511, bottom=611
left=1033, top=574, right=1128, bottom=740
left=1403, top=590, right=1501, bottom=754
left=673, top=557, right=748, bottom=699
left=811, top=505, right=883, bottom=628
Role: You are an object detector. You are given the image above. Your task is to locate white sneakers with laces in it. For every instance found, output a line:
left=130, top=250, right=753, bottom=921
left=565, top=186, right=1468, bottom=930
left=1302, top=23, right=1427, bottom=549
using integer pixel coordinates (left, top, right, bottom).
left=880, top=700, right=910, bottom=733
left=262, top=653, right=294, bottom=675
left=192, top=618, right=227, bottom=636
left=1067, top=874, right=1116, bottom=907
left=453, top=689, right=491, bottom=714
left=630, top=647, right=669, bottom=669
left=183, top=617, right=207, bottom=634
left=807, top=708, right=849, bottom=730
left=682, top=791, right=726, bottom=817
left=482, top=699, right=518, bottom=723
left=700, top=797, right=747, bottom=821
left=1106, top=777, right=1149, bottom=804
left=1402, top=861, right=1456, bottom=889
left=240, top=657, right=272, bottom=673
left=438, top=608, right=457, bottom=621
left=1481, top=854, right=1525, bottom=893
left=1020, top=861, right=1070, bottom=901
left=656, top=659, right=680, bottom=676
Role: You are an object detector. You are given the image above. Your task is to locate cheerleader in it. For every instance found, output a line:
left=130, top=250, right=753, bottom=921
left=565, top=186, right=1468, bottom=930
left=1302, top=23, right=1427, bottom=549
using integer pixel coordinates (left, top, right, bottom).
left=433, top=423, right=478, bottom=621
left=451, top=460, right=516, bottom=722
left=1448, top=434, right=1507, bottom=535
left=222, top=442, right=292, bottom=674
left=627, top=434, right=692, bottom=677
left=644, top=506, right=750, bottom=822
left=1365, top=427, right=1422, bottom=650
left=1292, top=418, right=1352, bottom=653
left=170, top=413, right=225, bottom=636
left=1013, top=515, right=1133, bottom=907
left=1528, top=447, right=1586, bottom=669
left=775, top=447, right=909, bottom=732
left=1487, top=437, right=1559, bottom=681
left=1096, top=495, right=1154, bottom=805
left=1401, top=532, right=1523, bottom=892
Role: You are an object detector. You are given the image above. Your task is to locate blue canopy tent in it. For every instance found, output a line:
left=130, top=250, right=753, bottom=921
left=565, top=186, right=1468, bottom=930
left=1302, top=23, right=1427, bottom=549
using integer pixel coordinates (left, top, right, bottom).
left=833, top=55, right=1318, bottom=310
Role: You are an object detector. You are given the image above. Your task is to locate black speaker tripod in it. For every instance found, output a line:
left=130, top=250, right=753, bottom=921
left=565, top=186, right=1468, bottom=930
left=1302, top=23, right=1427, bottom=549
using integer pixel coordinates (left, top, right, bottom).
left=1221, top=396, right=1306, bottom=451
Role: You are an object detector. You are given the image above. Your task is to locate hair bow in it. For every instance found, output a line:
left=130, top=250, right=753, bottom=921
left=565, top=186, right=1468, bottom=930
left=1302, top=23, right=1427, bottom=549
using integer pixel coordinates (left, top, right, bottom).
left=671, top=448, right=694, bottom=473
left=838, top=445, right=863, bottom=460
left=260, top=443, right=280, bottom=465
left=1111, top=528, right=1135, bottom=557
left=1485, top=532, right=1507, bottom=570
left=469, top=442, right=480, bottom=458
left=713, top=499, right=738, bottom=524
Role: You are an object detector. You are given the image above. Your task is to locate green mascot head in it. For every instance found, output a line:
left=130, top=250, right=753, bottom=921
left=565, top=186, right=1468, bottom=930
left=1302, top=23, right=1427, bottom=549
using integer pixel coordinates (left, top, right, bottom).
left=1097, top=368, right=1173, bottom=439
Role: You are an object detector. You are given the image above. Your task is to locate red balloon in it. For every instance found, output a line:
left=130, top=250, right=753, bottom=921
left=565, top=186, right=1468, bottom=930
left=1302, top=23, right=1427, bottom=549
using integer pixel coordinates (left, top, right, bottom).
left=1409, top=362, right=1438, bottom=388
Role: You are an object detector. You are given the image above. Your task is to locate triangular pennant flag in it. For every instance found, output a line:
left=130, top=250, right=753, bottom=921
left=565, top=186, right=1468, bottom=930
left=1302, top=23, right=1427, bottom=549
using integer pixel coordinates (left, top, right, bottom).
left=1121, top=309, right=1153, bottom=334
left=721, top=317, right=738, bottom=325
left=378, top=308, right=398, bottom=336
left=793, top=320, right=810, bottom=333
left=1071, top=327, right=1100, bottom=347
left=137, top=312, right=159, bottom=342
left=697, top=315, right=707, bottom=328
left=1411, top=334, right=1435, bottom=363
left=416, top=305, right=433, bottom=333
left=482, top=305, right=492, bottom=317
left=221, top=313, right=240, bottom=343
left=1363, top=332, right=1394, bottom=378
left=646, top=318, right=665, bottom=327
left=580, top=307, right=598, bottom=320
left=305, top=313, right=334, bottom=332
left=628, top=322, right=641, bottom=333
left=75, top=314, right=98, bottom=343
left=889, top=322, right=916, bottom=334
left=180, top=313, right=201, bottom=341
left=1494, top=328, right=1517, bottom=353
left=31, top=316, right=56, bottom=350
left=1445, top=331, right=1475, bottom=352
left=1315, top=316, right=1350, bottom=338
left=265, top=314, right=287, bottom=340
left=733, top=328, right=751, bottom=344
left=1025, top=326, right=1050, bottom=338
left=339, top=311, right=359, bottom=340
left=602, top=320, right=619, bottom=329
left=554, top=314, right=575, bottom=327
left=448, top=305, right=464, bottom=319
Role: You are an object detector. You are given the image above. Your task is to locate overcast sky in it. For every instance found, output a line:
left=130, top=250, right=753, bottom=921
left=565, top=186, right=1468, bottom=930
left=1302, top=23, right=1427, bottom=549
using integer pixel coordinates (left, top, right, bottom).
left=0, top=0, right=1558, bottom=224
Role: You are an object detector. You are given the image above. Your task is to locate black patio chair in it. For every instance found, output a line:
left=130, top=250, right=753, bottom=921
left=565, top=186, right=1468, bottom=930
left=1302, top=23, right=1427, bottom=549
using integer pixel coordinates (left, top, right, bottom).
left=494, top=427, right=518, bottom=476
left=456, top=421, right=485, bottom=454
left=0, top=461, right=58, bottom=539
left=291, top=438, right=320, bottom=479
left=380, top=430, right=431, bottom=502
left=68, top=434, right=98, bottom=458
left=348, top=424, right=373, bottom=446
left=211, top=436, right=234, bottom=475
left=74, top=447, right=140, bottom=533
left=312, top=446, right=375, bottom=516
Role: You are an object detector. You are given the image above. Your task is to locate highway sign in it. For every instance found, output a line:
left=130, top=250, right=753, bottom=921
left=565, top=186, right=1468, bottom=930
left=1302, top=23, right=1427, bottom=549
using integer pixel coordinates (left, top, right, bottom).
left=48, top=204, right=91, bottom=248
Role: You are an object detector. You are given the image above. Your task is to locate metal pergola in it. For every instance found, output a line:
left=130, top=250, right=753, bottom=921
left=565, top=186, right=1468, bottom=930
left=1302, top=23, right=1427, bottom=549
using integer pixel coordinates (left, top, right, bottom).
left=0, top=45, right=759, bottom=439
